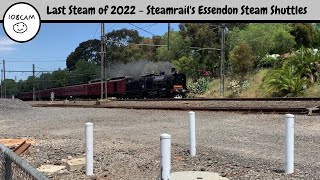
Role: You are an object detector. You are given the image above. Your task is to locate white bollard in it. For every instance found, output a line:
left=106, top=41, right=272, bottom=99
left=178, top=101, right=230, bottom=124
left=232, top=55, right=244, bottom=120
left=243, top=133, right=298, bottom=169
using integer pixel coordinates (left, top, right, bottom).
left=189, top=111, right=196, bottom=156
left=285, top=114, right=294, bottom=174
left=85, top=122, right=94, bottom=176
left=160, top=134, right=171, bottom=180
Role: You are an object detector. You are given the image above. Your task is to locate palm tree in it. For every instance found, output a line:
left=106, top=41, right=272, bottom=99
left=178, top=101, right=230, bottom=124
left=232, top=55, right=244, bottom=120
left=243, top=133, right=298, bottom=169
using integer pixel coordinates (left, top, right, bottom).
left=264, top=65, right=308, bottom=97
left=286, top=47, right=320, bottom=83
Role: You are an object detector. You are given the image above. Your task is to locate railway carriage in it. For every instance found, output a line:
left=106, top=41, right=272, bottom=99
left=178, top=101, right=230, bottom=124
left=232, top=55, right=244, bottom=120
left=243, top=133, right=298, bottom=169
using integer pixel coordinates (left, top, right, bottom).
left=16, top=71, right=188, bottom=100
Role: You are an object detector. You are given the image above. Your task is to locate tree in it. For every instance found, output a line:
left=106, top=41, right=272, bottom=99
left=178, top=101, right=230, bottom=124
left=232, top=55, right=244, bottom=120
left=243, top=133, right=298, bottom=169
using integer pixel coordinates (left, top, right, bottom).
left=156, top=31, right=190, bottom=62
left=106, top=29, right=144, bottom=64
left=179, top=23, right=220, bottom=75
left=69, top=60, right=100, bottom=84
left=172, top=56, right=198, bottom=78
left=291, top=23, right=316, bottom=48
left=51, top=69, right=70, bottom=87
left=272, top=29, right=296, bottom=54
left=286, top=47, right=320, bottom=83
left=263, top=65, right=308, bottom=97
left=227, top=24, right=295, bottom=65
left=66, top=29, right=156, bottom=71
left=229, top=43, right=254, bottom=84
left=38, top=73, right=54, bottom=89
left=66, top=39, right=101, bottom=71
left=313, top=28, right=320, bottom=48
left=4, top=79, right=17, bottom=95
left=138, top=36, right=161, bottom=61
left=17, top=76, right=33, bottom=92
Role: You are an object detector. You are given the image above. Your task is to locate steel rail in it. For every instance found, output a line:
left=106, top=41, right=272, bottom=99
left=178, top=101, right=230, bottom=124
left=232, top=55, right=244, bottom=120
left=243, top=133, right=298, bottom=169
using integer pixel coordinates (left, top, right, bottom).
left=31, top=103, right=310, bottom=114
left=112, top=97, right=320, bottom=101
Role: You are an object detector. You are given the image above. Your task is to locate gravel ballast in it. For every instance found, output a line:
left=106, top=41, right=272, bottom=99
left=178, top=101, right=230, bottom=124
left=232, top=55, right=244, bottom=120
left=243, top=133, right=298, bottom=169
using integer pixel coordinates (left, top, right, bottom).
left=0, top=106, right=320, bottom=179
left=0, top=99, right=32, bottom=109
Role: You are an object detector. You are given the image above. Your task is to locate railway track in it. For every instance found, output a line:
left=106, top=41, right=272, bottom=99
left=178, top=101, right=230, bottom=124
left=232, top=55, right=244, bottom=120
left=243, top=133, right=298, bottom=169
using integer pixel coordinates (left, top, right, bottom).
left=113, top=97, right=320, bottom=101
left=28, top=97, right=320, bottom=114
left=31, top=103, right=313, bottom=114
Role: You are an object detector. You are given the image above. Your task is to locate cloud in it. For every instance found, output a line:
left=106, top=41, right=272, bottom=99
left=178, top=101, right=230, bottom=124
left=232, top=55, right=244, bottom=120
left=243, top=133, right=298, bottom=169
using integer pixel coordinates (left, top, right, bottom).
left=0, top=37, right=17, bottom=52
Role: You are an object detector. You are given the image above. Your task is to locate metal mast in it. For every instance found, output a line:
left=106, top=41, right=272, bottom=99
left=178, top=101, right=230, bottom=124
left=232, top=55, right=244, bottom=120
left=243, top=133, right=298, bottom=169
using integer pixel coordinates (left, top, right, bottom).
left=3, top=60, right=6, bottom=98
left=220, top=23, right=225, bottom=97
left=100, top=23, right=105, bottom=99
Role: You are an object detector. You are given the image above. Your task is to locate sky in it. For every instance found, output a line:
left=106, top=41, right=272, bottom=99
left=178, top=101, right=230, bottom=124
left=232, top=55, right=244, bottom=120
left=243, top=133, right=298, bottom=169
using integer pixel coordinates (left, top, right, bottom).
left=0, top=23, right=179, bottom=81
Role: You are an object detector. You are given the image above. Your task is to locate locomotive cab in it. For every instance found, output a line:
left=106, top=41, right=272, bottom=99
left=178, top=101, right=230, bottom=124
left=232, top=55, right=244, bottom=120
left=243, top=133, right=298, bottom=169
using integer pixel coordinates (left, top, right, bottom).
left=167, top=73, right=187, bottom=98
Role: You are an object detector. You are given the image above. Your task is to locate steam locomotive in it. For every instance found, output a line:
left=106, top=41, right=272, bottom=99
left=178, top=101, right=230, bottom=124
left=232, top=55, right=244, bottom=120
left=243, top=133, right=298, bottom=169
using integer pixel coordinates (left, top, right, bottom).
left=16, top=69, right=187, bottom=100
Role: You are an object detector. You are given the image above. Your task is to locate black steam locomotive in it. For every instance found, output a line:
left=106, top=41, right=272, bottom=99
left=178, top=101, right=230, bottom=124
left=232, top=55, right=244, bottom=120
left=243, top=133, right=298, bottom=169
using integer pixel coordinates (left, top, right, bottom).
left=126, top=69, right=187, bottom=98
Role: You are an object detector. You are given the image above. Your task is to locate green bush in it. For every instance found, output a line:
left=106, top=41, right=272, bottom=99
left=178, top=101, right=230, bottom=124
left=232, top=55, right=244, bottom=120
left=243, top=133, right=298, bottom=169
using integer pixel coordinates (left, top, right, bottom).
left=188, top=77, right=211, bottom=95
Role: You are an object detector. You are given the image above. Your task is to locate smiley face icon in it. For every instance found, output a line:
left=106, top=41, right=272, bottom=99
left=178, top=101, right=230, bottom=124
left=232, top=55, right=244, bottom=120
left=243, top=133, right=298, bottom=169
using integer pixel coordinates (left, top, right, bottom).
left=3, top=2, right=41, bottom=43
left=13, top=22, right=28, bottom=34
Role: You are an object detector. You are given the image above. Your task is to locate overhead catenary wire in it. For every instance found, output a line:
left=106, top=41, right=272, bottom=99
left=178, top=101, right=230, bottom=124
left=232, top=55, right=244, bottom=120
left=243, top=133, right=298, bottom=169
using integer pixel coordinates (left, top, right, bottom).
left=5, top=60, right=66, bottom=62
left=142, top=23, right=158, bottom=30
left=129, top=23, right=157, bottom=36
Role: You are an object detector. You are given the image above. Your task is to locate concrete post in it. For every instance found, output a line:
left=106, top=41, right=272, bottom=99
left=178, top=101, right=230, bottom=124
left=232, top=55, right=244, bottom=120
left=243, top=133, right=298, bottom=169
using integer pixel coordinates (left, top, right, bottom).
left=285, top=114, right=294, bottom=174
left=160, top=133, right=171, bottom=180
left=189, top=111, right=196, bottom=156
left=85, top=122, right=93, bottom=176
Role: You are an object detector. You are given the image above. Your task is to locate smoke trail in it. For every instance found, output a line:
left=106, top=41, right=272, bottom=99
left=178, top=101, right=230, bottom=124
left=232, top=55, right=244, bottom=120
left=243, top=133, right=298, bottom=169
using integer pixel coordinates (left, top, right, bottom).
left=106, top=60, right=174, bottom=79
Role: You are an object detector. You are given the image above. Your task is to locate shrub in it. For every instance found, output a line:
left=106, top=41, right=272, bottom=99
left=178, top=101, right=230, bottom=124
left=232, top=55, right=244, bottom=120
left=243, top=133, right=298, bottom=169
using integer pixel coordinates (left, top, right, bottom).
left=188, top=77, right=211, bottom=95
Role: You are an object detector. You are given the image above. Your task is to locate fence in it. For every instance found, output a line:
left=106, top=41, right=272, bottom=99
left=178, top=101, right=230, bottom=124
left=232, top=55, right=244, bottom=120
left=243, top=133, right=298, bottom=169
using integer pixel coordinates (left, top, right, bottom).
left=0, top=144, right=48, bottom=180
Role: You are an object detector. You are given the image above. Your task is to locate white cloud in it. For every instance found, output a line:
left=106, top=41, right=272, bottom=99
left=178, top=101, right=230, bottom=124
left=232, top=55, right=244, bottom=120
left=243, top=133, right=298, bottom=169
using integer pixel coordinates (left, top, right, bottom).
left=0, top=37, right=17, bottom=52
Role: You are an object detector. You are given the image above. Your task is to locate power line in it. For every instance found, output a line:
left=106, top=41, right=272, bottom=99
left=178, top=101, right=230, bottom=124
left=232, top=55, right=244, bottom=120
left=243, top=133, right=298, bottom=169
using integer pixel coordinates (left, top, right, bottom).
left=5, top=60, right=66, bottom=62
left=0, top=57, right=66, bottom=60
left=92, top=23, right=100, bottom=39
left=129, top=23, right=156, bottom=36
left=107, top=24, right=117, bottom=32
left=142, top=23, right=158, bottom=30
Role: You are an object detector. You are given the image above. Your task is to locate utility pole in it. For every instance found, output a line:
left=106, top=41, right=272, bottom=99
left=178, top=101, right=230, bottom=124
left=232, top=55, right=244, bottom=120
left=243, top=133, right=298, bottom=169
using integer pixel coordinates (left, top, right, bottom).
left=168, top=23, right=170, bottom=50
left=0, top=69, right=2, bottom=98
left=100, top=23, right=105, bottom=99
left=3, top=60, right=6, bottom=98
left=220, top=23, right=225, bottom=97
left=103, top=24, right=107, bottom=99
left=32, top=64, right=35, bottom=101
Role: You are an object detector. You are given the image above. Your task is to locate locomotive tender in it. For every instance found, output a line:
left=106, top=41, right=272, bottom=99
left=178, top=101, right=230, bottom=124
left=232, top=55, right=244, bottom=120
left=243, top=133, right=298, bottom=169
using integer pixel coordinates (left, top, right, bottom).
left=16, top=70, right=187, bottom=100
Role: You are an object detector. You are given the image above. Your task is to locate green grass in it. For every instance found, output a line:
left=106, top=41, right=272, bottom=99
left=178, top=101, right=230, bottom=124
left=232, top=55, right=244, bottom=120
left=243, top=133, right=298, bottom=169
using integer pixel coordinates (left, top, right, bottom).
left=302, top=83, right=320, bottom=97
left=194, top=69, right=272, bottom=98
left=189, top=68, right=320, bottom=98
left=238, top=69, right=272, bottom=98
